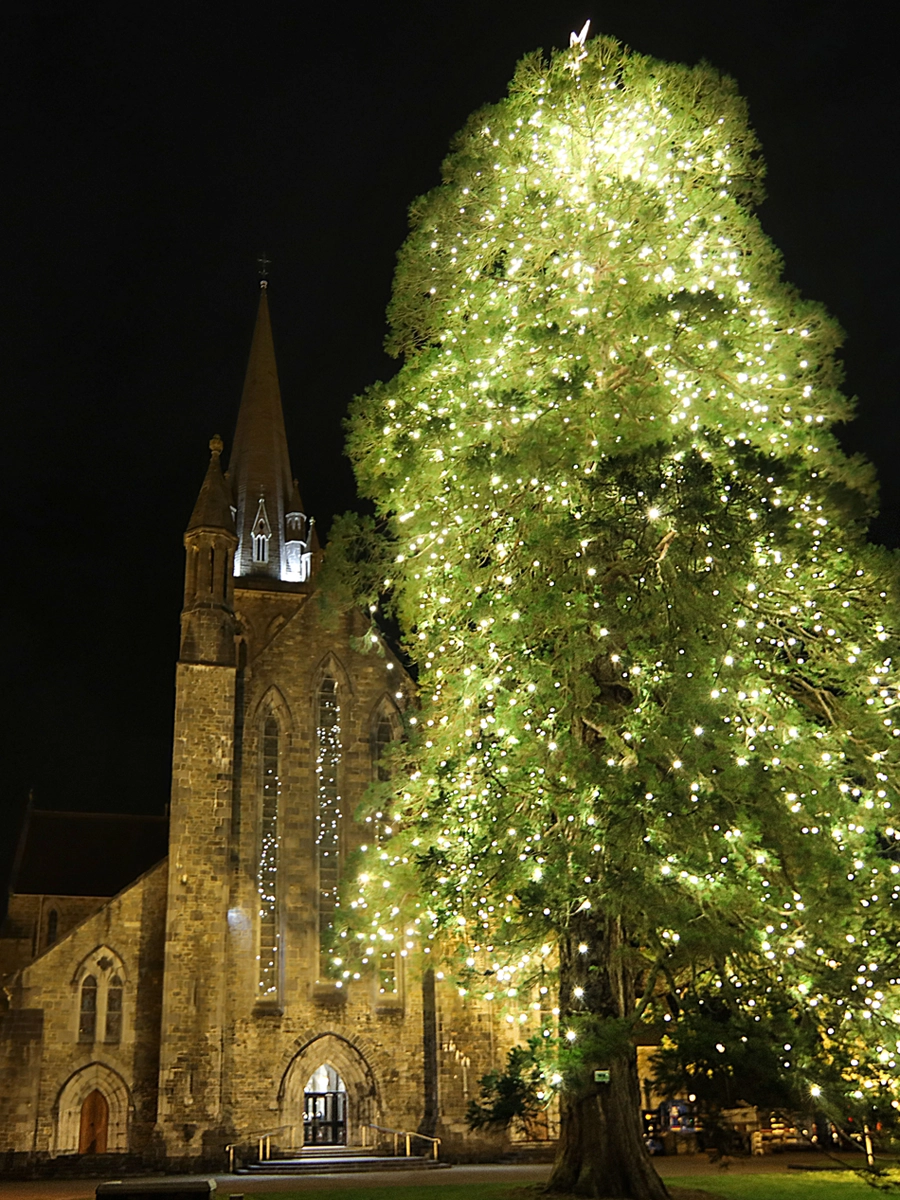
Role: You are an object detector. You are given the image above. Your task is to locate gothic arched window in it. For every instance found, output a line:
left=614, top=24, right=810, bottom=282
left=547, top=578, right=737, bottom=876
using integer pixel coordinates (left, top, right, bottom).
left=75, top=951, right=126, bottom=1044
left=316, top=677, right=342, bottom=970
left=257, top=716, right=280, bottom=1000
left=79, top=976, right=97, bottom=1042
left=46, top=909, right=59, bottom=946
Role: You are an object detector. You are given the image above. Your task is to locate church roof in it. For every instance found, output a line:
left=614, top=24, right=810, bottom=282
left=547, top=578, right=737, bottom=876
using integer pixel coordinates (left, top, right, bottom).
left=228, top=284, right=295, bottom=578
left=10, top=810, right=169, bottom=897
left=186, top=434, right=235, bottom=533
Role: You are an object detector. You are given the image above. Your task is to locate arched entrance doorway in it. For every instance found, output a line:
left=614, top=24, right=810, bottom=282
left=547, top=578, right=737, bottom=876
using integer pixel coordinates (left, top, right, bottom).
left=279, top=1033, right=379, bottom=1147
left=303, top=1064, right=346, bottom=1145
left=55, top=1063, right=130, bottom=1156
left=78, top=1089, right=109, bottom=1154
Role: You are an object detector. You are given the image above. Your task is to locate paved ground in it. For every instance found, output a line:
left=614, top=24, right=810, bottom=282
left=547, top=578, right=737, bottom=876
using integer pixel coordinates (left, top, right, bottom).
left=0, top=1154, right=877, bottom=1200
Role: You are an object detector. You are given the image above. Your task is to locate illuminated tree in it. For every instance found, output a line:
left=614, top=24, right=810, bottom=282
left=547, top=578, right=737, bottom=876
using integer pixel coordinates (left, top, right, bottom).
left=333, top=29, right=900, bottom=1199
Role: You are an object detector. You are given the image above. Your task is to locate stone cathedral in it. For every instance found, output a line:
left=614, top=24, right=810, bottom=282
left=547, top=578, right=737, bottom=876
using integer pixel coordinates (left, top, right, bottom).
left=0, top=287, right=513, bottom=1171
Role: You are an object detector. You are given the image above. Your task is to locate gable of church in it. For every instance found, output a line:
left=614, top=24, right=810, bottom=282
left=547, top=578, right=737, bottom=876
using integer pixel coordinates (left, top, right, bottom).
left=0, top=859, right=167, bottom=1158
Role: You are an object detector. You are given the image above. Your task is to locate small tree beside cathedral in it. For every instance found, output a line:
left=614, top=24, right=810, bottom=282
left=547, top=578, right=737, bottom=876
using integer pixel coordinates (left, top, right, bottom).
left=331, top=28, right=900, bottom=1198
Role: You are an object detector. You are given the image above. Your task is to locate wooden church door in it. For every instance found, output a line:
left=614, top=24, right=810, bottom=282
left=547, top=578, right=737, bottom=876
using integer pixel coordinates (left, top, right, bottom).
left=78, top=1089, right=109, bottom=1154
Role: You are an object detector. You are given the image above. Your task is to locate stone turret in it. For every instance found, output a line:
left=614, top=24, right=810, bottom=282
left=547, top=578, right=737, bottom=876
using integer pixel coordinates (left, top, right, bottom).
left=180, top=434, right=238, bottom=665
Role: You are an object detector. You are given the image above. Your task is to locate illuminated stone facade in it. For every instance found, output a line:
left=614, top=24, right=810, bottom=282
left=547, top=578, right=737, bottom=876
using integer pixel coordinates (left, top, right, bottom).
left=0, top=290, right=515, bottom=1170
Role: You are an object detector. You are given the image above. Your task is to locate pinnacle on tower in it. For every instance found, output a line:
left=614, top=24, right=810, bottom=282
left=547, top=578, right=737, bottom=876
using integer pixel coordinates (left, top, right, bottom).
left=180, top=435, right=238, bottom=665
left=186, top=435, right=236, bottom=534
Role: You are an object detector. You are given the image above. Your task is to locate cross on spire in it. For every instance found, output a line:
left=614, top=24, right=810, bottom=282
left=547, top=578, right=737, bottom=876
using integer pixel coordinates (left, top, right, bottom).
left=257, top=252, right=272, bottom=289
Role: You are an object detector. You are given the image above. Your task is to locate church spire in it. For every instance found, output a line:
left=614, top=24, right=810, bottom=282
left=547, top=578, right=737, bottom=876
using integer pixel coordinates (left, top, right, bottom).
left=229, top=282, right=304, bottom=580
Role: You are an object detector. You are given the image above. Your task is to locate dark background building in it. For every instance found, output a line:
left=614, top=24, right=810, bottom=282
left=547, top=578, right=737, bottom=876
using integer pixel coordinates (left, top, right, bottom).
left=1, top=0, right=897, bottom=901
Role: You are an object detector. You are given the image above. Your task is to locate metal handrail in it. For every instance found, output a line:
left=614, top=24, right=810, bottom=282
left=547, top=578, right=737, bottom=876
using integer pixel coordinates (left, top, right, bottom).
left=362, top=1122, right=441, bottom=1160
left=225, top=1124, right=295, bottom=1173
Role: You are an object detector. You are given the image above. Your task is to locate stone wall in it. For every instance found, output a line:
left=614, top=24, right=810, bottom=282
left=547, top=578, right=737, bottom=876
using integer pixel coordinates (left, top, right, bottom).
left=434, top=979, right=522, bottom=1158
left=0, top=1009, right=44, bottom=1152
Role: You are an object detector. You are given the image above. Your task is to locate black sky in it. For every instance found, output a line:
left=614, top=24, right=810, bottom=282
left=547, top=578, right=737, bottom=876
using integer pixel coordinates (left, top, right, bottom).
left=1, top=1, right=897, bottom=884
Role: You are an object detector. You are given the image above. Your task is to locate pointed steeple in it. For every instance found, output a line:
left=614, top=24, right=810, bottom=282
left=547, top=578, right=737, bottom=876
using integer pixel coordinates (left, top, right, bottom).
left=229, top=283, right=295, bottom=579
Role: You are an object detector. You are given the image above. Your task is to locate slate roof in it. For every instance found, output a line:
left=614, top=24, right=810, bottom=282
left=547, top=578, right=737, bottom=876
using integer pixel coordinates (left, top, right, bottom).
left=10, top=809, right=169, bottom=897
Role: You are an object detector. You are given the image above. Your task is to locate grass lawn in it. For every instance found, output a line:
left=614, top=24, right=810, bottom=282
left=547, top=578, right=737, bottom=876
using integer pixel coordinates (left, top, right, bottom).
left=253, top=1188, right=518, bottom=1200
left=671, top=1171, right=898, bottom=1199
left=253, top=1178, right=900, bottom=1200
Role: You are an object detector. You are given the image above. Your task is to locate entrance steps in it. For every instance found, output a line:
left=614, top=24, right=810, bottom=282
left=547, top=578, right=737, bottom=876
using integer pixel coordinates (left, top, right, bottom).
left=237, top=1146, right=448, bottom=1175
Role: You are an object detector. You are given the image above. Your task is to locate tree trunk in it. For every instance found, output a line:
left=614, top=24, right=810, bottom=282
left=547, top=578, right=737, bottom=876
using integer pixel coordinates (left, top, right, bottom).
left=546, top=916, right=669, bottom=1199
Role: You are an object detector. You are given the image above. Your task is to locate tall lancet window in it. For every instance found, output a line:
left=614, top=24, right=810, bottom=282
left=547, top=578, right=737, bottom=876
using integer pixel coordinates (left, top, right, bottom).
left=257, top=717, right=280, bottom=1000
left=374, top=714, right=394, bottom=783
left=78, top=976, right=98, bottom=1041
left=316, top=677, right=342, bottom=971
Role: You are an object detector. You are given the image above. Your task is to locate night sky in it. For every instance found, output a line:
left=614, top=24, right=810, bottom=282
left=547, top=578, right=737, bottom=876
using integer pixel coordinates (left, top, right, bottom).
left=1, top=1, right=897, bottom=892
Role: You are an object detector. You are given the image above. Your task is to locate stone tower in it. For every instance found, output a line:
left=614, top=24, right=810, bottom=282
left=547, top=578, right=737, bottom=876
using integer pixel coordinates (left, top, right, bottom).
left=158, top=282, right=319, bottom=1157
left=157, top=401, right=244, bottom=1158
left=158, top=281, right=410, bottom=1161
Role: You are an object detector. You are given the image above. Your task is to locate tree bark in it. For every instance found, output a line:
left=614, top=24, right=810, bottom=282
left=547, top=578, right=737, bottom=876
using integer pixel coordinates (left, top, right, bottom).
left=546, top=915, right=669, bottom=1199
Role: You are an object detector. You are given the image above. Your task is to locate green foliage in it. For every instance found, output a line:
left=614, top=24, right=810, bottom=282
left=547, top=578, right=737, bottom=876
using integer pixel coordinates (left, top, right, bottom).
left=317, top=511, right=395, bottom=628
left=334, top=30, right=900, bottom=1126
left=652, top=988, right=818, bottom=1113
left=466, top=1040, right=549, bottom=1133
